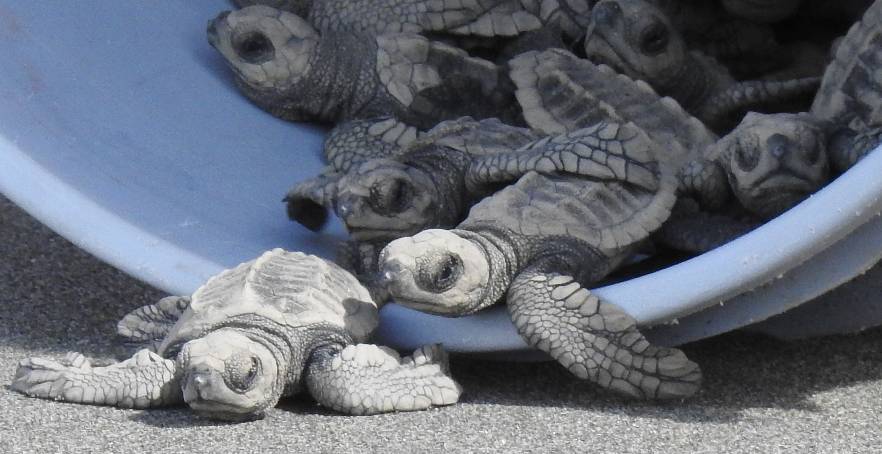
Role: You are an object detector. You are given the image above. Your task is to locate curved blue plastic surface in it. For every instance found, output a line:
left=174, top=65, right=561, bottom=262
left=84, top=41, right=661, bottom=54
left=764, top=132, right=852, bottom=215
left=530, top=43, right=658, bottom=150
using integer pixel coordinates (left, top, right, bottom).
left=1, top=0, right=880, bottom=353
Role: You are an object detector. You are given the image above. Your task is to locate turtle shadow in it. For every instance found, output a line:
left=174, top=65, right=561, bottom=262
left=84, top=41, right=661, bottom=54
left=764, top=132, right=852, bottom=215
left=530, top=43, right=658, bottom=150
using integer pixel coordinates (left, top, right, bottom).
left=128, top=396, right=337, bottom=428
left=450, top=328, right=882, bottom=424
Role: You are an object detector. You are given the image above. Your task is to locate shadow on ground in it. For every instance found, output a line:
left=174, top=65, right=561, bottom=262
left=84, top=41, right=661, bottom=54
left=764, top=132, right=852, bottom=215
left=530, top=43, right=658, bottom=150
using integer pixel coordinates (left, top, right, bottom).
left=3, top=195, right=882, bottom=426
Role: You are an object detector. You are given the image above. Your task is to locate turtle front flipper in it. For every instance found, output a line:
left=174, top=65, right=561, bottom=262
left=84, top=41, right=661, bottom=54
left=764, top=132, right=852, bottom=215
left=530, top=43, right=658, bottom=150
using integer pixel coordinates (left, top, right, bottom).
left=324, top=118, right=418, bottom=174
left=466, top=122, right=664, bottom=194
left=507, top=268, right=702, bottom=399
left=284, top=170, right=342, bottom=231
left=305, top=344, right=461, bottom=415
left=116, top=296, right=190, bottom=352
left=335, top=239, right=391, bottom=304
left=698, top=77, right=821, bottom=132
left=12, top=349, right=182, bottom=408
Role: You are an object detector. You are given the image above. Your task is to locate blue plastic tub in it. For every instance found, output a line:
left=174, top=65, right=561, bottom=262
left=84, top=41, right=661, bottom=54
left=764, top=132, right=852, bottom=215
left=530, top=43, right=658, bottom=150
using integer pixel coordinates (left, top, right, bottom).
left=1, top=0, right=880, bottom=353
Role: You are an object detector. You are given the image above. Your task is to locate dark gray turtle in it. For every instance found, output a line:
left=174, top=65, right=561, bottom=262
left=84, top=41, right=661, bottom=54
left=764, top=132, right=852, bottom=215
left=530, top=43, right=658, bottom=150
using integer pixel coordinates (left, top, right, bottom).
left=11, top=249, right=460, bottom=421
left=720, top=0, right=803, bottom=23
left=207, top=6, right=519, bottom=128
left=232, top=0, right=594, bottom=41
left=810, top=0, right=882, bottom=172
left=582, top=0, right=820, bottom=132
left=510, top=48, right=830, bottom=234
left=377, top=124, right=703, bottom=398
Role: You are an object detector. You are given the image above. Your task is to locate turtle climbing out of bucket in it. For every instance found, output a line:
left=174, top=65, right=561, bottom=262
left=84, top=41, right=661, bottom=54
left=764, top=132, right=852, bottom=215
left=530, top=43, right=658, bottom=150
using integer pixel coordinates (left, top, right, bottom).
left=11, top=249, right=460, bottom=421
left=810, top=0, right=882, bottom=173
left=207, top=6, right=521, bottom=129
left=377, top=122, right=703, bottom=399
left=509, top=48, right=831, bottom=251
left=582, top=0, right=821, bottom=132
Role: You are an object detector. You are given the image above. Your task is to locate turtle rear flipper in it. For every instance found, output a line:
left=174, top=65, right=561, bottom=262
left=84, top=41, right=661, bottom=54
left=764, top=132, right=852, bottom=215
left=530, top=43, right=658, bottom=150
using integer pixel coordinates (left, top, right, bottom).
left=305, top=344, right=461, bottom=415
left=12, top=349, right=182, bottom=408
left=507, top=268, right=701, bottom=399
left=376, top=34, right=518, bottom=127
left=117, top=296, right=190, bottom=352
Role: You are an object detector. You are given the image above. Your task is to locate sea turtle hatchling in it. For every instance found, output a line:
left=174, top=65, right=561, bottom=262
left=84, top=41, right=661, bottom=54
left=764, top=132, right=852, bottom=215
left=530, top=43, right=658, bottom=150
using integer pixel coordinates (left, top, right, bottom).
left=510, top=49, right=830, bottom=226
left=11, top=249, right=460, bottom=421
left=377, top=127, right=704, bottom=398
left=582, top=0, right=821, bottom=132
left=232, top=0, right=594, bottom=42
left=207, top=6, right=520, bottom=128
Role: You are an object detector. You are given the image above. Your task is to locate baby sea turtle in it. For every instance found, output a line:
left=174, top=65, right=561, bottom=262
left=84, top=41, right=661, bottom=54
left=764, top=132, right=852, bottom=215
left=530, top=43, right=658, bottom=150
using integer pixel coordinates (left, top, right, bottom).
left=233, top=0, right=593, bottom=41
left=11, top=249, right=460, bottom=421
left=287, top=117, right=540, bottom=240
left=810, top=0, right=882, bottom=172
left=582, top=0, right=820, bottom=131
left=510, top=48, right=829, bottom=227
left=377, top=126, right=703, bottom=398
left=207, top=6, right=519, bottom=128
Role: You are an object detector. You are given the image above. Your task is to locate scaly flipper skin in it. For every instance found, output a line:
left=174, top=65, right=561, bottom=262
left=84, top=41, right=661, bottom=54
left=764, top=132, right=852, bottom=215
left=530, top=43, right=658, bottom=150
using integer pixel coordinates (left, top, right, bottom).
left=698, top=77, right=821, bottom=133
left=508, top=268, right=701, bottom=399
left=117, top=296, right=191, bottom=352
left=323, top=118, right=419, bottom=174
left=306, top=344, right=461, bottom=415
left=466, top=122, right=663, bottom=194
left=12, top=350, right=182, bottom=409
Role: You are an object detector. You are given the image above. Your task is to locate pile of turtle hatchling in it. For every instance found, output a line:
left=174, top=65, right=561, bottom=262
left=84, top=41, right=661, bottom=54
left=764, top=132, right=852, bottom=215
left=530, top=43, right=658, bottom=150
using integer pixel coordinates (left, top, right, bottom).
left=10, top=0, right=882, bottom=421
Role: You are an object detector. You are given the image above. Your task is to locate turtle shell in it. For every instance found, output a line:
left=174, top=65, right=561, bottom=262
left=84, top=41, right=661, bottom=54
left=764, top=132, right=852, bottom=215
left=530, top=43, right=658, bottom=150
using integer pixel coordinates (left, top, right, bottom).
left=811, top=0, right=882, bottom=129
left=509, top=48, right=717, bottom=169
left=157, top=249, right=376, bottom=356
left=461, top=122, right=678, bottom=252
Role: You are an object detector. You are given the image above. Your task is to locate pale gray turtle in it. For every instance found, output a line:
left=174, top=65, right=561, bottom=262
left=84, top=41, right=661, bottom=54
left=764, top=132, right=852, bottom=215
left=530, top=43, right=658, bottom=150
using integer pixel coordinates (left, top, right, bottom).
left=377, top=124, right=703, bottom=398
left=11, top=249, right=460, bottom=421
left=510, top=48, right=830, bottom=230
left=288, top=119, right=656, bottom=294
left=810, top=0, right=882, bottom=172
left=207, top=6, right=520, bottom=128
left=582, top=0, right=820, bottom=132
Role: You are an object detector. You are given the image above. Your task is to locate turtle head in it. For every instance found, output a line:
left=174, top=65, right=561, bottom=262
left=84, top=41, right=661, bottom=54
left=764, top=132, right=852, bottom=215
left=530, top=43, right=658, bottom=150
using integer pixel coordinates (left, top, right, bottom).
left=720, top=113, right=829, bottom=219
left=334, top=159, right=448, bottom=241
left=178, top=329, right=286, bottom=421
left=584, top=0, right=685, bottom=84
left=207, top=6, right=319, bottom=116
left=378, top=230, right=493, bottom=316
left=231, top=0, right=310, bottom=17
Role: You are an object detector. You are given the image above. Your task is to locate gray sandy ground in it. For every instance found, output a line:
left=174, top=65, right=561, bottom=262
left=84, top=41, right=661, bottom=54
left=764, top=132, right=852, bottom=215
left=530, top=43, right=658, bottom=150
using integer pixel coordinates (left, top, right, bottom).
left=1, top=195, right=881, bottom=453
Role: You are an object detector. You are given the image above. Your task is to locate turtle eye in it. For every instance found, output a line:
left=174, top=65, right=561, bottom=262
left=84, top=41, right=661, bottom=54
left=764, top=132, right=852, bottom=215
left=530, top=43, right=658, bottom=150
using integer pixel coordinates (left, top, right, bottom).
left=369, top=178, right=413, bottom=215
left=233, top=31, right=275, bottom=64
left=225, top=355, right=261, bottom=393
left=418, top=253, right=463, bottom=293
left=639, top=21, right=669, bottom=55
left=735, top=143, right=760, bottom=171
